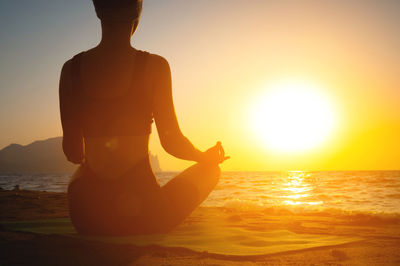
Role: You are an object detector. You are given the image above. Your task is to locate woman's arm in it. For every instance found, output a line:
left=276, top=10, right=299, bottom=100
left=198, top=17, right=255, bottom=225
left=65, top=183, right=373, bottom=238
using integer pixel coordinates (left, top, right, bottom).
left=151, top=55, right=203, bottom=162
left=59, top=60, right=85, bottom=164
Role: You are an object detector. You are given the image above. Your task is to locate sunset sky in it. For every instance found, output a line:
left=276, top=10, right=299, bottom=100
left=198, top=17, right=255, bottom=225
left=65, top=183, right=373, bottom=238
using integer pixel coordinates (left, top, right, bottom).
left=0, top=0, right=399, bottom=171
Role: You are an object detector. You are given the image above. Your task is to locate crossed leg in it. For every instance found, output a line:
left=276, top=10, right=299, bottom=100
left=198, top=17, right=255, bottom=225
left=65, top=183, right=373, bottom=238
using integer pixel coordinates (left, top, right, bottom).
left=154, top=162, right=221, bottom=233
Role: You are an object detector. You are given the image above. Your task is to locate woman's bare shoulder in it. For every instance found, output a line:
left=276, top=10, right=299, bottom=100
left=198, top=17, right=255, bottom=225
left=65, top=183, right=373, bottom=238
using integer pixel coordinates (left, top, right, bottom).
left=59, top=52, right=84, bottom=89
left=60, top=51, right=88, bottom=82
left=61, top=59, right=72, bottom=73
left=147, top=52, right=170, bottom=73
left=59, top=58, right=73, bottom=88
left=60, top=53, right=82, bottom=76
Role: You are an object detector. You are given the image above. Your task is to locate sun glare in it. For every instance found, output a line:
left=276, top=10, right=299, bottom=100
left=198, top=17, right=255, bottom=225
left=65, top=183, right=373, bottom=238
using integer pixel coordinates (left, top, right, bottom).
left=251, top=80, right=336, bottom=153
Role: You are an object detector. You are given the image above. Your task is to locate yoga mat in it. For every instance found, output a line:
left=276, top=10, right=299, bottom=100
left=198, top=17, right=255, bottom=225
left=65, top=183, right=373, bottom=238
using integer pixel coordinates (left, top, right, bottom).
left=1, top=218, right=362, bottom=256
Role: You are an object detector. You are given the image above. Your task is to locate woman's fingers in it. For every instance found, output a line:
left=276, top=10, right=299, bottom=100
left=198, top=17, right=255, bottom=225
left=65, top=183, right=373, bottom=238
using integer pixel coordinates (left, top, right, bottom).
left=203, top=141, right=229, bottom=164
left=219, top=142, right=225, bottom=158
left=220, top=156, right=230, bottom=163
left=216, top=141, right=229, bottom=163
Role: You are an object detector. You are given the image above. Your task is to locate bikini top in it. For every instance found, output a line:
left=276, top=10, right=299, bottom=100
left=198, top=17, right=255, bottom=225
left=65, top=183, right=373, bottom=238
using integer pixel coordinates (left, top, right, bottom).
left=70, top=50, right=153, bottom=137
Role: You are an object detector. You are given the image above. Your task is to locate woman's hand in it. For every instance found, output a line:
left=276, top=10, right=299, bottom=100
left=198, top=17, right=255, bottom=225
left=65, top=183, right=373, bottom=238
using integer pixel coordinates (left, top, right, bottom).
left=200, top=141, right=230, bottom=165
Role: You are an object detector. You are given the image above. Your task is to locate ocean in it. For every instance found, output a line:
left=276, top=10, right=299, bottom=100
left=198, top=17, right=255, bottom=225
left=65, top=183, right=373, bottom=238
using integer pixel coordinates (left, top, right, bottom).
left=1, top=171, right=400, bottom=217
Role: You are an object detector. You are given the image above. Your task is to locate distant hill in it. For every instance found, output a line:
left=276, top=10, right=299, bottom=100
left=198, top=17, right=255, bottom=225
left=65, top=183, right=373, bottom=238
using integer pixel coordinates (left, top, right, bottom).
left=0, top=137, right=161, bottom=174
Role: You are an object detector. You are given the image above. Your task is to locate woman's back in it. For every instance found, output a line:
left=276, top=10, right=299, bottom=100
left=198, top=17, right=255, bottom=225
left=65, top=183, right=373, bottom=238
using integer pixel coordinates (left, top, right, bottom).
left=80, top=48, right=137, bottom=99
left=62, top=47, right=153, bottom=178
left=79, top=48, right=152, bottom=178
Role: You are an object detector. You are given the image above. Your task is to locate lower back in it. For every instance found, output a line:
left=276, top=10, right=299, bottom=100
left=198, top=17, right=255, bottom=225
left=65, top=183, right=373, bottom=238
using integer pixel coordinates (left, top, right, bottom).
left=84, top=135, right=150, bottom=179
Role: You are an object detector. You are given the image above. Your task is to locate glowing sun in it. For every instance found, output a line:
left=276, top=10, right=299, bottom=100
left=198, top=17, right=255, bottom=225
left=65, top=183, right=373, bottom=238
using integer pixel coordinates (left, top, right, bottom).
left=251, top=81, right=336, bottom=153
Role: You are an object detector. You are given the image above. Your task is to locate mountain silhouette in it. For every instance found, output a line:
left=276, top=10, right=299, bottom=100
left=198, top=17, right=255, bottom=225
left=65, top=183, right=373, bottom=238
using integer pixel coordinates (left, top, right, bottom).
left=0, top=137, right=162, bottom=174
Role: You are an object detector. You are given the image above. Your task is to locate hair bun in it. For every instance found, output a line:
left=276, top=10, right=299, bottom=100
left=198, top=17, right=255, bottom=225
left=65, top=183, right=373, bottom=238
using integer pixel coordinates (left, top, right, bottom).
left=93, top=0, right=143, bottom=22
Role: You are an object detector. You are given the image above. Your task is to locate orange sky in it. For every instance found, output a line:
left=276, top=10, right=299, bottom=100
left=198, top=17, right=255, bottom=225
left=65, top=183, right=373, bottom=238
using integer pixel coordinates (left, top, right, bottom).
left=0, top=1, right=399, bottom=171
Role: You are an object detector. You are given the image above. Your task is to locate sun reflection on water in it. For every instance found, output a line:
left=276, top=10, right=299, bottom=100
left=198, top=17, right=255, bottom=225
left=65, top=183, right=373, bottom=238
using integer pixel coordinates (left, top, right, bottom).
left=281, top=171, right=323, bottom=206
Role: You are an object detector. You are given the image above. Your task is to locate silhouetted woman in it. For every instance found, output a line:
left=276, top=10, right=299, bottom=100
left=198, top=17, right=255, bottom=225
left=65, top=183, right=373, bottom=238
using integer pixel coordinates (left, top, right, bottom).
left=59, top=0, right=228, bottom=236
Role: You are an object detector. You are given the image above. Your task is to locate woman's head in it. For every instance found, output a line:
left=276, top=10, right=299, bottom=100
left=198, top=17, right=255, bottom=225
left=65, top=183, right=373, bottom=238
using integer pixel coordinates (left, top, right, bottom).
left=93, top=0, right=142, bottom=22
left=93, top=0, right=143, bottom=37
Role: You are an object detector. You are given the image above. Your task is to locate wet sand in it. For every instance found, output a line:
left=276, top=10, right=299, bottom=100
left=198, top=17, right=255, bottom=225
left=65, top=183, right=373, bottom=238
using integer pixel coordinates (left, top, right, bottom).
left=1, top=188, right=400, bottom=265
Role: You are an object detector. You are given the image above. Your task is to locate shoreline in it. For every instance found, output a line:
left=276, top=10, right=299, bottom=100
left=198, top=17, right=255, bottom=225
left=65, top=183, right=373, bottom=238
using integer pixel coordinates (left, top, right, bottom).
left=1, top=189, right=400, bottom=265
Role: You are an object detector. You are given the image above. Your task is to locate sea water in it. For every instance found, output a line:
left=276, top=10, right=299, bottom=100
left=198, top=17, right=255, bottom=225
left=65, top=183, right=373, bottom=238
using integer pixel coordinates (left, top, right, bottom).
left=1, top=171, right=400, bottom=216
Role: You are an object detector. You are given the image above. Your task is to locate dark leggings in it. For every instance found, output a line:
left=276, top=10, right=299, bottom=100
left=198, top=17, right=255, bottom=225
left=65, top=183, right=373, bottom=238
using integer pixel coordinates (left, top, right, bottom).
left=68, top=157, right=220, bottom=236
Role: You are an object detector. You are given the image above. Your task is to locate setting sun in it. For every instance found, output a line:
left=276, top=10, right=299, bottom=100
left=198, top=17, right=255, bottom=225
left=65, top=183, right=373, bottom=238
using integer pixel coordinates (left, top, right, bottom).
left=251, top=80, right=337, bottom=153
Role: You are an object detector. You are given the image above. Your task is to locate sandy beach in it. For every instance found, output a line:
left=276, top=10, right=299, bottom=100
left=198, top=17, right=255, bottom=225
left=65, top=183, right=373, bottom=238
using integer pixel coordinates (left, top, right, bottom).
left=1, top=187, right=400, bottom=265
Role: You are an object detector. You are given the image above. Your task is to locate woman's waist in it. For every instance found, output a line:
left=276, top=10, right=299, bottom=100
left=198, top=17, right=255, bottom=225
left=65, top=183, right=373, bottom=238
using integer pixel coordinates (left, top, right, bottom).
left=84, top=136, right=148, bottom=175
left=69, top=154, right=158, bottom=192
left=84, top=155, right=153, bottom=179
left=84, top=135, right=149, bottom=151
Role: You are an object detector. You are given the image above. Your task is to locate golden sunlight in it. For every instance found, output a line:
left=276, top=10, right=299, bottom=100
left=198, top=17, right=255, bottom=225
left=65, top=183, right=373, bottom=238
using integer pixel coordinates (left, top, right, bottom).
left=251, top=80, right=336, bottom=153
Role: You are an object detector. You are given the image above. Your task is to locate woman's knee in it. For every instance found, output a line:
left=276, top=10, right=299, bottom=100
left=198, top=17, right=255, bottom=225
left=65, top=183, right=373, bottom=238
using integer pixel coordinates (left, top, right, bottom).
left=197, top=163, right=221, bottom=179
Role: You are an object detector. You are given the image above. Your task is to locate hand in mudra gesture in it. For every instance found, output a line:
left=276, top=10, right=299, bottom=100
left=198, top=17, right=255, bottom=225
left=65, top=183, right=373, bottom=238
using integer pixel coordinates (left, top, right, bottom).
left=201, top=141, right=230, bottom=164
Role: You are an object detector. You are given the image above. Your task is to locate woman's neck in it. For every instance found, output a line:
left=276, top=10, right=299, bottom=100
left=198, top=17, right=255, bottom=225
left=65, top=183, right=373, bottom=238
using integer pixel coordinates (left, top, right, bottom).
left=98, top=21, right=133, bottom=51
